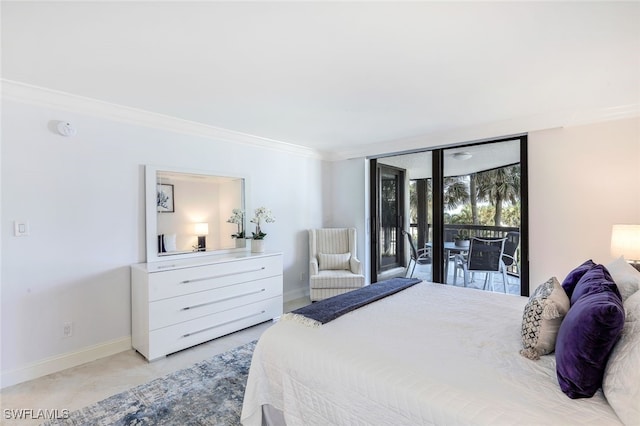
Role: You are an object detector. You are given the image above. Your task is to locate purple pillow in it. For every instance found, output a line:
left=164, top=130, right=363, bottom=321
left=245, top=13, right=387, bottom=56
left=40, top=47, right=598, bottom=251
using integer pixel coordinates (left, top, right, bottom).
left=570, top=264, right=621, bottom=305
left=555, top=290, right=625, bottom=399
left=561, top=259, right=595, bottom=299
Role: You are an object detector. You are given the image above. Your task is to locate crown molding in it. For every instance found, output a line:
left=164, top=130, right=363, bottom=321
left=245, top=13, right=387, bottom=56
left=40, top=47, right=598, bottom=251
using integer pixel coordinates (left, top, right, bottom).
left=1, top=79, right=326, bottom=160
left=4, top=79, right=637, bottom=163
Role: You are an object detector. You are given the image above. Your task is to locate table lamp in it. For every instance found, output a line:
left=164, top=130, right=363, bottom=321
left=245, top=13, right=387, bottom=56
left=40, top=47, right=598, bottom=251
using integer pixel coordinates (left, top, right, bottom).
left=611, top=224, right=640, bottom=270
left=195, top=222, right=209, bottom=252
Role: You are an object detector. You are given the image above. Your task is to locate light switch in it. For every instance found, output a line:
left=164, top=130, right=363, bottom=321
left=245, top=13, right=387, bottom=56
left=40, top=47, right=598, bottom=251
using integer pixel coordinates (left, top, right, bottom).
left=14, top=221, right=30, bottom=237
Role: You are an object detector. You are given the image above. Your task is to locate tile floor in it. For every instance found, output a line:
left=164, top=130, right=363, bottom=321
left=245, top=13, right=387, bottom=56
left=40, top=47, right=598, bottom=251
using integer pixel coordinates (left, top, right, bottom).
left=0, top=297, right=310, bottom=426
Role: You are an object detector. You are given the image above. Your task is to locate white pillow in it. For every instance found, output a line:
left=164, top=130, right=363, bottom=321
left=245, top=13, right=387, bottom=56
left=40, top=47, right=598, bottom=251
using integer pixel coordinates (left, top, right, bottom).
left=625, top=289, right=640, bottom=322
left=163, top=233, right=177, bottom=252
left=606, top=256, right=640, bottom=301
left=318, top=253, right=351, bottom=271
left=602, top=292, right=640, bottom=426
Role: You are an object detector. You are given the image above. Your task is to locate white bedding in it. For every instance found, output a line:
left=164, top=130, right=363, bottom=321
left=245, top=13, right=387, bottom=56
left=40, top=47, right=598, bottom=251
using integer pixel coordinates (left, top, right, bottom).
left=241, top=282, right=622, bottom=425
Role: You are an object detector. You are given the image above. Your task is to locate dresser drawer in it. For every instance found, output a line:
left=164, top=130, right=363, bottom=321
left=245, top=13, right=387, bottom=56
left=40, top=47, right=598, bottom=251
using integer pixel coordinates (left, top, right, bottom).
left=148, top=275, right=282, bottom=330
left=147, top=296, right=282, bottom=360
left=148, top=255, right=282, bottom=301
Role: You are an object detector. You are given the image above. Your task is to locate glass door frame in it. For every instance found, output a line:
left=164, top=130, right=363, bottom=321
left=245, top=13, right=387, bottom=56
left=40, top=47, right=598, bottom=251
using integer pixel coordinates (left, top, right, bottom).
left=371, top=163, right=406, bottom=276
left=369, top=135, right=529, bottom=296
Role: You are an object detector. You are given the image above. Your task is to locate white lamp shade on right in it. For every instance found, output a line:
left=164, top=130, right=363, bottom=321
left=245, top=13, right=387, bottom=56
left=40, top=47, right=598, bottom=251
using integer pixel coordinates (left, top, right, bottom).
left=611, top=224, right=640, bottom=261
left=194, top=222, right=209, bottom=236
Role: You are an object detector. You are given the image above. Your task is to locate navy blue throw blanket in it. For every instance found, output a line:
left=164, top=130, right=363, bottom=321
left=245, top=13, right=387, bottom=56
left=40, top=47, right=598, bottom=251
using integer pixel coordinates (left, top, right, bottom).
left=282, top=277, right=421, bottom=327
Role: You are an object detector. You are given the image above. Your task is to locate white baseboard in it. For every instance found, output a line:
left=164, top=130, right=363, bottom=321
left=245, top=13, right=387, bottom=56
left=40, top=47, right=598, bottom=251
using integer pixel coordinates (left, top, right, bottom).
left=1, top=336, right=131, bottom=389
left=284, top=286, right=308, bottom=303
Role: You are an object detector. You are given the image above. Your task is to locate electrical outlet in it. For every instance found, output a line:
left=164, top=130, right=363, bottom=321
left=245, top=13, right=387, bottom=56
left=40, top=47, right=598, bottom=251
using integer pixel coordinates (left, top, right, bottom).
left=63, top=322, right=73, bottom=338
left=300, top=272, right=306, bottom=282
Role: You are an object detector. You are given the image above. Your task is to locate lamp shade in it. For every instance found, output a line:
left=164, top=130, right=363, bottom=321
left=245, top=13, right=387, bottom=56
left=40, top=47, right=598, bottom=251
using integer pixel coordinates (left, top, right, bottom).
left=194, top=222, right=209, bottom=236
left=611, top=224, right=640, bottom=260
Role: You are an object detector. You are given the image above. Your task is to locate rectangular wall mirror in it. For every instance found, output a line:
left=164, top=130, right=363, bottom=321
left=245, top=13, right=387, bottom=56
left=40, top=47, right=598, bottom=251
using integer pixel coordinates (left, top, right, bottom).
left=145, top=165, right=247, bottom=263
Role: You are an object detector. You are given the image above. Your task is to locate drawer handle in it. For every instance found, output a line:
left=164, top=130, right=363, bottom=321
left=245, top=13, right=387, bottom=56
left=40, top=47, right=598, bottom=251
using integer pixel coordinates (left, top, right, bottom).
left=182, top=288, right=266, bottom=310
left=180, top=267, right=266, bottom=284
left=156, top=264, right=177, bottom=270
left=182, top=310, right=266, bottom=338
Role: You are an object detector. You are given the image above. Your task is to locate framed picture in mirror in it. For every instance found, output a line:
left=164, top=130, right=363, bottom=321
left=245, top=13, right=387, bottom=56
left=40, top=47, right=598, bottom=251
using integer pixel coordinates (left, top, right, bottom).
left=157, top=183, right=174, bottom=213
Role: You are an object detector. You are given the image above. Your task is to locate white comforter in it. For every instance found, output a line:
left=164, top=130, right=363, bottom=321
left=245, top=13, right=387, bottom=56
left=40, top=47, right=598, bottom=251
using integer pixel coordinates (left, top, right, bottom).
left=241, top=282, right=622, bottom=425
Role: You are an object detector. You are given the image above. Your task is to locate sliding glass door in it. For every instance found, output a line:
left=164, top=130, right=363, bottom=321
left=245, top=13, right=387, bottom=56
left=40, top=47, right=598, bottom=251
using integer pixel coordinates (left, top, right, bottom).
left=371, top=154, right=431, bottom=282
left=370, top=136, right=528, bottom=296
left=442, top=139, right=524, bottom=295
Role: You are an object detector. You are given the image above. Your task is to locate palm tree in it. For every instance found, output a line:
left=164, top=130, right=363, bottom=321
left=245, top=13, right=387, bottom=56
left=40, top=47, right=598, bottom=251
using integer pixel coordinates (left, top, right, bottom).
left=443, top=176, right=469, bottom=213
left=469, top=174, right=479, bottom=224
left=475, top=165, right=520, bottom=226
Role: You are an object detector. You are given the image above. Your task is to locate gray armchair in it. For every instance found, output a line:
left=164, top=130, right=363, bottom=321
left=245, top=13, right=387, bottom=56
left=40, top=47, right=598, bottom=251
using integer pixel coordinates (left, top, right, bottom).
left=308, top=228, right=365, bottom=301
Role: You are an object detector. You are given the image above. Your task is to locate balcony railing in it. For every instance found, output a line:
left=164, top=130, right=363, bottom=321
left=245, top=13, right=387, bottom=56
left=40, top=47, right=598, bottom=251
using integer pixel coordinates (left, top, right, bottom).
left=408, top=223, right=520, bottom=276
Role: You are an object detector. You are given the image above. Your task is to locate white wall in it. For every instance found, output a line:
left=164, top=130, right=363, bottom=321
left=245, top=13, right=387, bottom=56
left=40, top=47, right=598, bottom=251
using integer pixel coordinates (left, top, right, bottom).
left=1, top=98, right=323, bottom=387
left=528, top=117, right=640, bottom=286
left=323, top=158, right=369, bottom=282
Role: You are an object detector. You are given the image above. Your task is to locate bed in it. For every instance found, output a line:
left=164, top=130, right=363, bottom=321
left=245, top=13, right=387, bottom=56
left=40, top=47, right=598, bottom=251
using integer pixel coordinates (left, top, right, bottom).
left=241, top=271, right=639, bottom=425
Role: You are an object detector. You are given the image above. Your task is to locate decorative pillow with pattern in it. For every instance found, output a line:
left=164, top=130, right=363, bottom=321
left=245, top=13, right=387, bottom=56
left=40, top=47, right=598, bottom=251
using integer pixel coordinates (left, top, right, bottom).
left=520, top=277, right=571, bottom=360
left=318, top=253, right=351, bottom=271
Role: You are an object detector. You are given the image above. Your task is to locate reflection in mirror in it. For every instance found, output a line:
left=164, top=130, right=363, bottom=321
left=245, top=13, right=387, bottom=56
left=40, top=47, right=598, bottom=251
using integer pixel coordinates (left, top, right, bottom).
left=145, top=166, right=246, bottom=262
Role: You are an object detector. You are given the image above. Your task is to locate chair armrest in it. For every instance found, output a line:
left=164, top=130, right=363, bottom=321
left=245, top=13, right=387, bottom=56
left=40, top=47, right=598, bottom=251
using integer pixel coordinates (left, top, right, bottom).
left=350, top=257, right=362, bottom=274
left=416, top=248, right=430, bottom=260
left=310, top=258, right=319, bottom=276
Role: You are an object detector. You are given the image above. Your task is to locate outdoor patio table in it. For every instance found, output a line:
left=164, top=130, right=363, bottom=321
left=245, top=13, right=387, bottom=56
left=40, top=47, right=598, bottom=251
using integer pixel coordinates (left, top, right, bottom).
left=425, top=242, right=469, bottom=282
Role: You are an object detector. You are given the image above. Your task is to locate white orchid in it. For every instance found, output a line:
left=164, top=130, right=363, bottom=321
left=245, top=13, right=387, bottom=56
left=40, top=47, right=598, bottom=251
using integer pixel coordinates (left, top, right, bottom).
left=250, top=207, right=275, bottom=240
left=227, top=208, right=245, bottom=238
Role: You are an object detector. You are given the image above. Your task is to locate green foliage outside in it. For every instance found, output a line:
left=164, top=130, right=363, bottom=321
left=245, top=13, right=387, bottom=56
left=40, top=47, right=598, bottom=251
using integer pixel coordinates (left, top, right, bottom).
left=410, top=164, right=521, bottom=227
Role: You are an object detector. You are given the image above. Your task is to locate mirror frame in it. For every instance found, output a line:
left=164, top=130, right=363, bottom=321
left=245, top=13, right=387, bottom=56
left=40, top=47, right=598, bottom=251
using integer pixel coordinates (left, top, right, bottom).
left=145, top=165, right=248, bottom=263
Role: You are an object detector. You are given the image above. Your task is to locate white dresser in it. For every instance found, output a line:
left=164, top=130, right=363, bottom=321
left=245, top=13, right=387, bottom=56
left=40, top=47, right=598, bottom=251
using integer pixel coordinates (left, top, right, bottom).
left=131, top=251, right=283, bottom=361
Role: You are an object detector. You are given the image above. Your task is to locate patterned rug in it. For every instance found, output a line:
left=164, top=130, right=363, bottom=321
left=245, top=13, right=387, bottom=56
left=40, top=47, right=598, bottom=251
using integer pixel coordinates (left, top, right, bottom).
left=43, top=340, right=256, bottom=426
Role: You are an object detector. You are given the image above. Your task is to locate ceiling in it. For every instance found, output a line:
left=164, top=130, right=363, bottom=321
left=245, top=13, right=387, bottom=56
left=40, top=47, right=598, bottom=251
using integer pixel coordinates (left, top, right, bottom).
left=2, top=1, right=639, bottom=159
left=379, top=138, right=520, bottom=179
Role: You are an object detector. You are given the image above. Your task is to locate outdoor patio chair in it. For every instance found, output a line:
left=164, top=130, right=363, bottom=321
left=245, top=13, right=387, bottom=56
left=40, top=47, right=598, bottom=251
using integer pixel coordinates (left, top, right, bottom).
left=402, top=230, right=431, bottom=278
left=502, top=231, right=520, bottom=277
left=453, top=237, right=508, bottom=292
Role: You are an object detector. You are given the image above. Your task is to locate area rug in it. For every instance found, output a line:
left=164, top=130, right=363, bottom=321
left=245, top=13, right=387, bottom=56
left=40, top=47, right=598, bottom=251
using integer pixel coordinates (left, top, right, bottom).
left=43, top=340, right=256, bottom=426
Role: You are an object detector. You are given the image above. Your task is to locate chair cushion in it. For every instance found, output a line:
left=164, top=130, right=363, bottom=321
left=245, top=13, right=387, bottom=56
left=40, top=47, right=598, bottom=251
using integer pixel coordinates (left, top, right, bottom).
left=561, top=259, right=596, bottom=299
left=310, top=270, right=365, bottom=289
left=318, top=253, right=351, bottom=271
left=556, top=287, right=624, bottom=399
left=520, top=277, right=570, bottom=360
